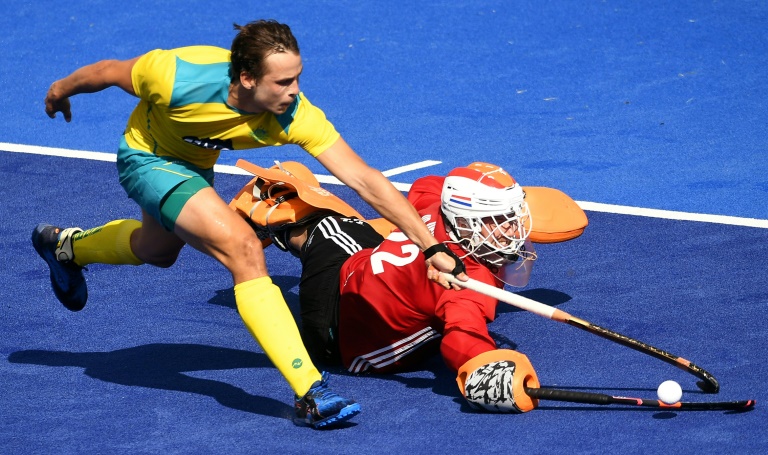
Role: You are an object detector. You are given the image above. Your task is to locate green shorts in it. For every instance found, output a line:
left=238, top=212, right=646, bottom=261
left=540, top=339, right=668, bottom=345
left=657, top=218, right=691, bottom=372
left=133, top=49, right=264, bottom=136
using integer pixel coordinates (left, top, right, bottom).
left=117, top=137, right=215, bottom=231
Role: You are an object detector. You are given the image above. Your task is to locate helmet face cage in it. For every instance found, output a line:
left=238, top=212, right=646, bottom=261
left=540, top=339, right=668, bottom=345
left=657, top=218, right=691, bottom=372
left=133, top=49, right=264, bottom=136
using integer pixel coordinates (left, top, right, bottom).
left=448, top=202, right=531, bottom=268
left=441, top=167, right=534, bottom=270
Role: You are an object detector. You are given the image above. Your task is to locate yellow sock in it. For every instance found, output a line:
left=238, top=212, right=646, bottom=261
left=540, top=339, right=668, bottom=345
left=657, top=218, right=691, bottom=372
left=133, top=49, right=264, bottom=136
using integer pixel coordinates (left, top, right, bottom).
left=71, top=219, right=144, bottom=267
left=235, top=276, right=321, bottom=396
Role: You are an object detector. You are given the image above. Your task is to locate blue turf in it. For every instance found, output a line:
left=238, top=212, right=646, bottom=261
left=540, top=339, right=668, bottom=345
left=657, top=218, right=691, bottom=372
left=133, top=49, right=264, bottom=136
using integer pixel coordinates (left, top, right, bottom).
left=1, top=1, right=766, bottom=219
left=1, top=154, right=765, bottom=454
left=1, top=1, right=767, bottom=453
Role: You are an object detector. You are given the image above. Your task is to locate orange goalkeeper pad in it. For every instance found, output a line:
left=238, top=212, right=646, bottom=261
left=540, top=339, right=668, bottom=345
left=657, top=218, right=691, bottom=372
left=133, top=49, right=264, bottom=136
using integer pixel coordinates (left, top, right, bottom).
left=523, top=186, right=588, bottom=244
left=229, top=159, right=395, bottom=239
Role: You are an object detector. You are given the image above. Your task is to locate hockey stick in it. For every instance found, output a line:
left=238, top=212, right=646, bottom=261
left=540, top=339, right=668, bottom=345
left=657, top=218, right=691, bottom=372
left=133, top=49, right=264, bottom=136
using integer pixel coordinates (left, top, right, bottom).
left=525, top=386, right=755, bottom=411
left=441, top=273, right=720, bottom=393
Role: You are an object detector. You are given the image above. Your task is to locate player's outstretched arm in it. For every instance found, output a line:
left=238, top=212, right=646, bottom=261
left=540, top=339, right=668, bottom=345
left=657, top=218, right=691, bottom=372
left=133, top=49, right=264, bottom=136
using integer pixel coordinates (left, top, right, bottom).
left=316, top=137, right=468, bottom=288
left=45, top=56, right=140, bottom=122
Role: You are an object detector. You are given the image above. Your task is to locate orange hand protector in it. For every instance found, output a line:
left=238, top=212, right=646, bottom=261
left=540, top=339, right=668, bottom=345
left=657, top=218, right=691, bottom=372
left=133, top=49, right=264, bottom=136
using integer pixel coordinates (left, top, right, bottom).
left=456, top=349, right=540, bottom=413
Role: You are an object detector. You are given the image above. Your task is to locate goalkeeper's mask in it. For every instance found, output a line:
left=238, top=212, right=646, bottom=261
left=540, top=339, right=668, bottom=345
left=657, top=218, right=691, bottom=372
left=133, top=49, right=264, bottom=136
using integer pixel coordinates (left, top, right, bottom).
left=441, top=162, right=536, bottom=286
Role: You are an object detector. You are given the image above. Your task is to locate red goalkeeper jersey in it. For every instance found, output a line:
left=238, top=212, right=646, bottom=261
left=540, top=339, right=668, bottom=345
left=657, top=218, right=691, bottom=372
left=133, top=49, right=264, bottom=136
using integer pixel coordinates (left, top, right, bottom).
left=337, top=176, right=502, bottom=373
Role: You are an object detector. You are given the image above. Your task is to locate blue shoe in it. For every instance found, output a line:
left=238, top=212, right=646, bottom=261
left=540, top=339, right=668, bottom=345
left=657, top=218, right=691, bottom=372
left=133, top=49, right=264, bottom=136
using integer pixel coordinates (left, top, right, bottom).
left=31, top=223, right=87, bottom=311
left=294, top=372, right=361, bottom=429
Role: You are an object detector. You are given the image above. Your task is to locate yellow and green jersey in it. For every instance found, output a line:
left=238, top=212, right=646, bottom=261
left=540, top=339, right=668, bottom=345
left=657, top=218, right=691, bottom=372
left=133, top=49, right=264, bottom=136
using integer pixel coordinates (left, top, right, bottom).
left=124, top=45, right=340, bottom=169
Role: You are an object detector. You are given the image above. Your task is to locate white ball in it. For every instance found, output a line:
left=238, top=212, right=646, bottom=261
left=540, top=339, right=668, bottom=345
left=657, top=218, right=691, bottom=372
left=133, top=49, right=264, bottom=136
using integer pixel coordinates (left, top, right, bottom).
left=657, top=380, right=683, bottom=404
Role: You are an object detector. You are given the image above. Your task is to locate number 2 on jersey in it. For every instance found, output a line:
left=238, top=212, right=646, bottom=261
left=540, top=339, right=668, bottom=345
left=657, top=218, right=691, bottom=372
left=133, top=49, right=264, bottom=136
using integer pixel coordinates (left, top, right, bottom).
left=370, top=231, right=420, bottom=275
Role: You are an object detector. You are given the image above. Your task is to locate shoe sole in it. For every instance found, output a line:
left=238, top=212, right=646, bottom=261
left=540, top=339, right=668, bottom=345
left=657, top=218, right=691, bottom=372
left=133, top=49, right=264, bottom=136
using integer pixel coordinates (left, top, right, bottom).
left=311, top=402, right=361, bottom=429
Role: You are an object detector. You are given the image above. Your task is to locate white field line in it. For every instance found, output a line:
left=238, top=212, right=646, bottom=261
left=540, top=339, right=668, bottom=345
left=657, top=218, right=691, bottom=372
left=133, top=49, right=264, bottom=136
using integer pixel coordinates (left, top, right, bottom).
left=381, top=160, right=442, bottom=177
left=3, top=141, right=766, bottom=228
left=576, top=201, right=768, bottom=229
left=2, top=142, right=117, bottom=162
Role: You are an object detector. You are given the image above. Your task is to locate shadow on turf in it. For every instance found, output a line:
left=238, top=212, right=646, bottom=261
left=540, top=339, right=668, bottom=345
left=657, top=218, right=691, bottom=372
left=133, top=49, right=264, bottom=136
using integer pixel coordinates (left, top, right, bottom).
left=8, top=343, right=295, bottom=420
left=206, top=275, right=302, bottom=311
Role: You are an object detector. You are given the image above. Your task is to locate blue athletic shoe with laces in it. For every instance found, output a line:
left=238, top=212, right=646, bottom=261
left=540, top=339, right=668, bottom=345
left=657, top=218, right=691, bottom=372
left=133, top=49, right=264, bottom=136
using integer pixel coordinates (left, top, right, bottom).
left=294, top=372, right=361, bottom=429
left=31, top=223, right=87, bottom=311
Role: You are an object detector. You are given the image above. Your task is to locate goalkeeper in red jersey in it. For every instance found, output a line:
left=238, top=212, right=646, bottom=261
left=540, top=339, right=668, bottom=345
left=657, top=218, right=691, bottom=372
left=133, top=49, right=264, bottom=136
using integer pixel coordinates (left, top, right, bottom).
left=231, top=160, right=587, bottom=413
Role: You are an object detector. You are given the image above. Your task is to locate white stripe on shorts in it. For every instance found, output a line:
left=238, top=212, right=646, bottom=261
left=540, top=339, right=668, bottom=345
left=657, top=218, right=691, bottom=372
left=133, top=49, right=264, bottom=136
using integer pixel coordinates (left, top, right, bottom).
left=348, top=326, right=442, bottom=373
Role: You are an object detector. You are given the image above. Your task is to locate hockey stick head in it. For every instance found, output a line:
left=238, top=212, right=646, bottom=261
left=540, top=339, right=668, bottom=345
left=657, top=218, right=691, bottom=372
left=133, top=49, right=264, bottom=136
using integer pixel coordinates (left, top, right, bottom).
left=525, top=386, right=755, bottom=412
left=697, top=379, right=720, bottom=393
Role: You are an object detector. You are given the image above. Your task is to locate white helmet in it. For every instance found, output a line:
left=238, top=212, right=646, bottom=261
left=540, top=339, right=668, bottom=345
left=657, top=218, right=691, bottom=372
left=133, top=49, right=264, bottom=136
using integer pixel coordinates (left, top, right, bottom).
left=441, top=162, right=535, bottom=285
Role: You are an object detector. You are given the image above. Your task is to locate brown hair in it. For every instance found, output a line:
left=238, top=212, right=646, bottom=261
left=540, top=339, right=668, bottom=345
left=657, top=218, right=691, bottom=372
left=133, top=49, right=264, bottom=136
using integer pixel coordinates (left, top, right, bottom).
left=230, top=20, right=300, bottom=83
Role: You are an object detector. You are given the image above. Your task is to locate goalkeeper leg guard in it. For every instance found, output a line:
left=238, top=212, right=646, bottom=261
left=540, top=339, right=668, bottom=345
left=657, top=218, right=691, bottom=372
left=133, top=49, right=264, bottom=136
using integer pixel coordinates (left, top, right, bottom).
left=456, top=349, right=540, bottom=413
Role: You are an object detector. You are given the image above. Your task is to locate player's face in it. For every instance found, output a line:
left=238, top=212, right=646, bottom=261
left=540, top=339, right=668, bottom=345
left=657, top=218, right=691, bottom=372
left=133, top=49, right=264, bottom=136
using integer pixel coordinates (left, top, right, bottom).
left=248, top=52, right=303, bottom=115
left=481, top=215, right=522, bottom=247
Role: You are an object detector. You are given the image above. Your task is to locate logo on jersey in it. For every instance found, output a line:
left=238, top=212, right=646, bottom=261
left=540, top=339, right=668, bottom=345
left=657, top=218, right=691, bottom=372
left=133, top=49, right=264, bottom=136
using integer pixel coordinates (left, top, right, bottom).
left=182, top=136, right=234, bottom=151
left=309, top=186, right=332, bottom=197
left=250, top=128, right=268, bottom=141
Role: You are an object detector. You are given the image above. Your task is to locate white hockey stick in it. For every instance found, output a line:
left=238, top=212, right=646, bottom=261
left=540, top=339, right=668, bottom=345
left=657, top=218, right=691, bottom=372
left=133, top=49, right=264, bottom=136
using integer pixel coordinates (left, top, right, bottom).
left=441, top=273, right=720, bottom=393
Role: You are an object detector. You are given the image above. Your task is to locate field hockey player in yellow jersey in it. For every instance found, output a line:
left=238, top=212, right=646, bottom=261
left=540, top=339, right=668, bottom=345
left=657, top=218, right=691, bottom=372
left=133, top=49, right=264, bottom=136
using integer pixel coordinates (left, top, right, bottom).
left=35, top=19, right=468, bottom=429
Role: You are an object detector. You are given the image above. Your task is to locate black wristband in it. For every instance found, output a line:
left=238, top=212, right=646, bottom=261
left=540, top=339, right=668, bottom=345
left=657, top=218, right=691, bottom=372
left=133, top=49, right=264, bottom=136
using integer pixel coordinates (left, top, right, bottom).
left=423, top=243, right=448, bottom=259
left=423, top=243, right=466, bottom=276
